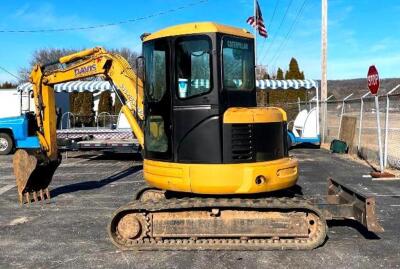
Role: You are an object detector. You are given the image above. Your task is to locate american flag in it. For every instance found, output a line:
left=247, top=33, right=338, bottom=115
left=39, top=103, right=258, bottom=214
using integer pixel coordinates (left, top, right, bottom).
left=246, top=0, right=268, bottom=38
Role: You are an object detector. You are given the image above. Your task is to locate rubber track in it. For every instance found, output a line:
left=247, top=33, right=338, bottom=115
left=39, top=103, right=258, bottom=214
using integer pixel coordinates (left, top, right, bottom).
left=108, top=196, right=327, bottom=250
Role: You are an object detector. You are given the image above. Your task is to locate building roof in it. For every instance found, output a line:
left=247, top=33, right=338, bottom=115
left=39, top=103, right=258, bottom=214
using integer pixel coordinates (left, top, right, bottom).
left=144, top=22, right=253, bottom=42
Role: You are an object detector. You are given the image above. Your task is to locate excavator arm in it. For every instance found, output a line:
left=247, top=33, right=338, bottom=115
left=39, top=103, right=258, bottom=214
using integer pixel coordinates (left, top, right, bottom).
left=13, top=47, right=145, bottom=203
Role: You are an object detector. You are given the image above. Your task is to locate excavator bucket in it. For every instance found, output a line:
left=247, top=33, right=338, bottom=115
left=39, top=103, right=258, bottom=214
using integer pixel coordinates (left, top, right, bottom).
left=13, top=149, right=61, bottom=204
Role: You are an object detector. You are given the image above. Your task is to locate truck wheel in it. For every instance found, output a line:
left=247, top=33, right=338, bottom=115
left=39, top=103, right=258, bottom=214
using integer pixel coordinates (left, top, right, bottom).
left=0, top=133, right=13, bottom=155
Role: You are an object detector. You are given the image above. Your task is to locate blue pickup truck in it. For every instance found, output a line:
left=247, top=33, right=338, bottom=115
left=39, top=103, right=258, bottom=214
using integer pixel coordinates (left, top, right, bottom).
left=0, top=113, right=40, bottom=155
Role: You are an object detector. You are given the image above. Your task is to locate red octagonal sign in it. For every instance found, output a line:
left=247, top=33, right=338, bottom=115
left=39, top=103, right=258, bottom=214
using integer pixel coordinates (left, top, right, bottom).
left=367, top=65, right=380, bottom=95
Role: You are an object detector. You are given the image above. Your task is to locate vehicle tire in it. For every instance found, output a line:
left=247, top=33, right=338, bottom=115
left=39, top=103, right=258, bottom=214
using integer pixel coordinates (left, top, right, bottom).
left=0, top=133, right=13, bottom=155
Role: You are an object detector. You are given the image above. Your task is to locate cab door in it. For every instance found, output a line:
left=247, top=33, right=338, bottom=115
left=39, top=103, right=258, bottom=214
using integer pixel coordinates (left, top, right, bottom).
left=172, top=35, right=222, bottom=163
left=143, top=39, right=173, bottom=161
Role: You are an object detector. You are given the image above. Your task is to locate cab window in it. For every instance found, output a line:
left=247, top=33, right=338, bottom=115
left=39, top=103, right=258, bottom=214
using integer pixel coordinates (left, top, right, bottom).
left=222, top=37, right=255, bottom=90
left=176, top=37, right=212, bottom=99
left=144, top=115, right=168, bottom=153
left=143, top=39, right=170, bottom=154
left=143, top=40, right=167, bottom=102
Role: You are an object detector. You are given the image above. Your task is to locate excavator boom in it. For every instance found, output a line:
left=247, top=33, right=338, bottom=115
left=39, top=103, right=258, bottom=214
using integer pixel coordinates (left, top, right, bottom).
left=13, top=47, right=145, bottom=203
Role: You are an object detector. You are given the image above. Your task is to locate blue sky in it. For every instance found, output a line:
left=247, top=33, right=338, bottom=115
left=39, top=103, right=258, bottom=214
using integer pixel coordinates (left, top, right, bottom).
left=0, top=0, right=399, bottom=83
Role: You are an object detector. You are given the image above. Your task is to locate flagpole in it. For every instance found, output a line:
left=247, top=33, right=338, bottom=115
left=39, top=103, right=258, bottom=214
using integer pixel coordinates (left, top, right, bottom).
left=254, top=0, right=257, bottom=73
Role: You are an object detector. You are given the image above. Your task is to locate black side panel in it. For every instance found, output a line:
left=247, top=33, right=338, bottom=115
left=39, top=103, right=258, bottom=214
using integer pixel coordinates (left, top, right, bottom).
left=221, top=90, right=257, bottom=109
left=223, top=123, right=253, bottom=163
left=223, top=122, right=288, bottom=163
left=175, top=113, right=221, bottom=163
left=253, top=122, right=287, bottom=161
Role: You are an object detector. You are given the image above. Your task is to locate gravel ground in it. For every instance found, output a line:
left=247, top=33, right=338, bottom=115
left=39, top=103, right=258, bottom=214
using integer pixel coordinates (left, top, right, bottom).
left=0, top=149, right=399, bottom=268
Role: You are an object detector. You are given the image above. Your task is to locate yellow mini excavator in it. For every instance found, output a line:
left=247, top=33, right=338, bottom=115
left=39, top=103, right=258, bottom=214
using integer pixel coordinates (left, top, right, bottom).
left=13, top=22, right=383, bottom=250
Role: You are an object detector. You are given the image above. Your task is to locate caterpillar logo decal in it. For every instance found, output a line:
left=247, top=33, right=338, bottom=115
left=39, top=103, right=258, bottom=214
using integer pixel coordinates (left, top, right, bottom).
left=74, top=64, right=97, bottom=76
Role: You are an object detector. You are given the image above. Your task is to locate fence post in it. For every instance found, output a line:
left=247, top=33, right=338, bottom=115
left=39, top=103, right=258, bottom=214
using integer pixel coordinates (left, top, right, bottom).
left=357, top=92, right=370, bottom=153
left=321, top=99, right=325, bottom=143
left=297, top=97, right=301, bottom=113
left=384, top=94, right=389, bottom=168
left=338, top=93, right=353, bottom=138
left=97, top=112, right=111, bottom=129
left=61, top=112, right=75, bottom=130
left=321, top=95, right=333, bottom=144
left=374, top=95, right=384, bottom=172
left=384, top=84, right=400, bottom=167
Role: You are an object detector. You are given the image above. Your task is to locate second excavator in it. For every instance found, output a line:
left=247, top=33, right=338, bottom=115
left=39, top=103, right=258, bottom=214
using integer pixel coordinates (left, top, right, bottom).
left=13, top=22, right=383, bottom=250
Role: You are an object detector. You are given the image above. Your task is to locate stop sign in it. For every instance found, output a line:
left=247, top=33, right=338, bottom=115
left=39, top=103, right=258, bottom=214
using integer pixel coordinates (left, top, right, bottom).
left=367, top=65, right=380, bottom=95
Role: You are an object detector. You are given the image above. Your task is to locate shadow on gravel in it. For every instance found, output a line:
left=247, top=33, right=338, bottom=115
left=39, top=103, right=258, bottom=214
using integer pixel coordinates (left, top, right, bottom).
left=50, top=165, right=143, bottom=198
left=89, top=152, right=143, bottom=161
left=328, top=219, right=381, bottom=239
left=61, top=152, right=143, bottom=161
left=290, top=143, right=321, bottom=150
left=167, top=184, right=305, bottom=199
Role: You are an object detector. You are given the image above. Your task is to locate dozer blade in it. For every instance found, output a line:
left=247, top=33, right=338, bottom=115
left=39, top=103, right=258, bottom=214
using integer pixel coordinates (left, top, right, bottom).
left=317, top=178, right=384, bottom=233
left=13, top=149, right=61, bottom=204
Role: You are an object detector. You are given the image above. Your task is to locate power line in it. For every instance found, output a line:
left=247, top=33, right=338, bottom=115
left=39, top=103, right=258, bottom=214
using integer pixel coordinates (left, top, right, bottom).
left=270, top=2, right=307, bottom=68
left=259, top=0, right=294, bottom=65
left=267, top=0, right=280, bottom=29
left=0, top=0, right=208, bottom=33
left=269, top=0, right=309, bottom=68
left=0, top=65, right=21, bottom=80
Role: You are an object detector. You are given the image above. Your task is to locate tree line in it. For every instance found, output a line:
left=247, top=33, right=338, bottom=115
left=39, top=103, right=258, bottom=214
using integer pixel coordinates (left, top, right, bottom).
left=0, top=81, right=17, bottom=89
left=256, top=57, right=307, bottom=121
left=257, top=57, right=305, bottom=80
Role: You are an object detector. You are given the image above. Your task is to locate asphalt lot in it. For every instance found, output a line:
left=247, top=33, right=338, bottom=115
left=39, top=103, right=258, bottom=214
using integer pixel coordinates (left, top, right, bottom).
left=0, top=148, right=399, bottom=268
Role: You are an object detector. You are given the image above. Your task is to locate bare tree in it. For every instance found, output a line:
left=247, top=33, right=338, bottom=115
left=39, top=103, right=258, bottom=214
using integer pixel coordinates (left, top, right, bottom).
left=109, top=47, right=143, bottom=78
left=19, top=47, right=141, bottom=82
left=19, top=48, right=78, bottom=82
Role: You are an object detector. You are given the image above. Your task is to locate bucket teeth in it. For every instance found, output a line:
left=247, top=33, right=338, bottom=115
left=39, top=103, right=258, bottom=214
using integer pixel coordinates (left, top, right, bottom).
left=45, top=188, right=51, bottom=200
left=19, top=188, right=51, bottom=204
left=39, top=189, right=44, bottom=201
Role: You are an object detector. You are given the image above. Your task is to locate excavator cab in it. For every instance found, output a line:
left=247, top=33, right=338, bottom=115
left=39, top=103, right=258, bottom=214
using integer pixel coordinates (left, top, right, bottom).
left=140, top=22, right=296, bottom=194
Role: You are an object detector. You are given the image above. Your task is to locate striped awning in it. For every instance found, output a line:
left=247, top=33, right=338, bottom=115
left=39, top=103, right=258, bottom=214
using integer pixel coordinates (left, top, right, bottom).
left=17, top=81, right=113, bottom=93
left=17, top=79, right=318, bottom=93
left=256, top=79, right=318, bottom=90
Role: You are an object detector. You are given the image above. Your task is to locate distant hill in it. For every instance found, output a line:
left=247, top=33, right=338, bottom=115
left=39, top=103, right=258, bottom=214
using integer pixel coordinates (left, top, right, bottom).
left=325, top=78, right=400, bottom=100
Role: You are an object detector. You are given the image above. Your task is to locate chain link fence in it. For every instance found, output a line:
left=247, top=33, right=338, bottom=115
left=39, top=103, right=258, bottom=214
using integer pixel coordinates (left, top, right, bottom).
left=321, top=93, right=400, bottom=170
left=279, top=90, right=400, bottom=171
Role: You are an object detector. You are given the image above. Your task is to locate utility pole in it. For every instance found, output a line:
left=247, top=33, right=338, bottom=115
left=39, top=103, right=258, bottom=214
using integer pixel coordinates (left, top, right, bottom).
left=321, top=0, right=328, bottom=143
